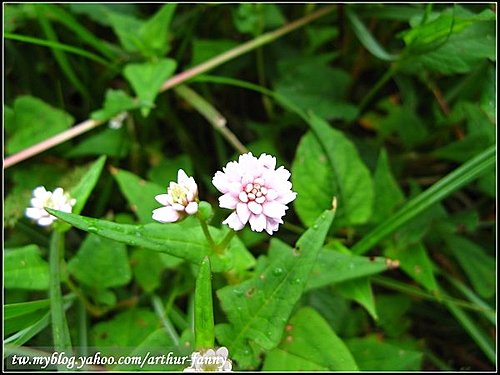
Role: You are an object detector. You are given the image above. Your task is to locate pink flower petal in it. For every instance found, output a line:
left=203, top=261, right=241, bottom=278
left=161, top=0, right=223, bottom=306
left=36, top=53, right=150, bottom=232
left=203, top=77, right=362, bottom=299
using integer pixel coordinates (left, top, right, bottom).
left=155, top=194, right=171, bottom=206
left=212, top=171, right=230, bottom=193
left=223, top=212, right=245, bottom=231
left=152, top=206, right=180, bottom=223
left=185, top=201, right=198, bottom=215
left=248, top=201, right=263, bottom=215
left=265, top=189, right=279, bottom=201
left=249, top=213, right=267, bottom=232
left=278, top=191, right=297, bottom=205
left=219, top=193, right=239, bottom=209
left=259, top=153, right=276, bottom=169
left=171, top=203, right=186, bottom=211
left=236, top=202, right=251, bottom=224
left=177, top=169, right=189, bottom=184
left=263, top=201, right=287, bottom=219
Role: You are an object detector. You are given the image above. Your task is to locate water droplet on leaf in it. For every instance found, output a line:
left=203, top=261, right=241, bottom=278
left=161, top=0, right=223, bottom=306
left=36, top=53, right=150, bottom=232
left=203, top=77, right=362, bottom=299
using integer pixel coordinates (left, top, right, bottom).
left=273, top=267, right=283, bottom=276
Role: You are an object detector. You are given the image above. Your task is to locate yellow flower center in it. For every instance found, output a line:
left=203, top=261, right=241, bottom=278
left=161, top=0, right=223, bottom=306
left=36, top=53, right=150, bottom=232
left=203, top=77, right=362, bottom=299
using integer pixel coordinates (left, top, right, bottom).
left=168, top=183, right=189, bottom=205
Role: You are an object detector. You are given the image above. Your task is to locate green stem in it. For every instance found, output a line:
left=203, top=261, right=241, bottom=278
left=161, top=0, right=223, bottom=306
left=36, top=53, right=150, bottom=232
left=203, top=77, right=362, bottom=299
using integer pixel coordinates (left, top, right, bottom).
left=152, top=295, right=180, bottom=347
left=77, top=300, right=88, bottom=356
left=197, top=214, right=217, bottom=251
left=358, top=64, right=397, bottom=113
left=216, top=230, right=236, bottom=253
left=194, top=257, right=215, bottom=350
left=49, top=231, right=72, bottom=353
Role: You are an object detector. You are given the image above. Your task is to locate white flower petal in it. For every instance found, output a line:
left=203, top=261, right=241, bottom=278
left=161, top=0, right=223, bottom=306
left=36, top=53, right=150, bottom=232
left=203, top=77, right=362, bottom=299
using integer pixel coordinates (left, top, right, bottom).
left=33, top=186, right=47, bottom=197
left=247, top=201, right=263, bottom=215
left=177, top=169, right=189, bottom=184
left=152, top=206, right=181, bottom=223
left=236, top=202, right=251, bottom=224
left=25, top=207, right=44, bottom=220
left=185, top=201, right=198, bottom=215
left=155, top=194, right=171, bottom=206
left=215, top=347, right=228, bottom=358
left=223, top=212, right=245, bottom=231
left=38, top=216, right=55, bottom=226
left=263, top=201, right=287, bottom=219
left=249, top=213, right=266, bottom=232
left=219, top=193, right=239, bottom=209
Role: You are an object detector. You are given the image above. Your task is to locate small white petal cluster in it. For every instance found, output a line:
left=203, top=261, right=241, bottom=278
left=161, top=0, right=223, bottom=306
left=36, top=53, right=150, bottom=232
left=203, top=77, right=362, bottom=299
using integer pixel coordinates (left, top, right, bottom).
left=152, top=169, right=199, bottom=223
left=212, top=152, right=297, bottom=235
left=183, top=347, right=232, bottom=372
left=25, top=186, right=76, bottom=227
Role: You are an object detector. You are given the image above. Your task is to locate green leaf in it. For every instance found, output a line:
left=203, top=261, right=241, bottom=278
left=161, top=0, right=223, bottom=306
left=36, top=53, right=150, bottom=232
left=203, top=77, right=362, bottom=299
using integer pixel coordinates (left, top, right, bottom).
left=70, top=155, right=107, bottom=215
left=46, top=209, right=254, bottom=273
left=376, top=294, right=412, bottom=338
left=275, top=61, right=358, bottom=121
left=147, top=155, right=193, bottom=187
left=352, top=145, right=496, bottom=255
left=111, top=167, right=165, bottom=224
left=4, top=245, right=49, bottom=290
left=107, top=11, right=144, bottom=52
left=67, top=233, right=131, bottom=288
left=292, top=113, right=373, bottom=228
left=6, top=96, right=73, bottom=154
left=385, top=243, right=438, bottom=292
left=139, top=4, right=177, bottom=57
left=372, top=149, right=405, bottom=223
left=90, top=89, right=139, bottom=121
left=336, top=277, right=378, bottom=320
left=195, top=257, right=215, bottom=350
left=216, top=208, right=336, bottom=369
left=91, top=308, right=159, bottom=357
left=346, top=335, right=423, bottom=370
left=263, top=307, right=358, bottom=371
left=65, top=127, right=130, bottom=159
left=4, top=311, right=51, bottom=347
left=346, top=8, right=399, bottom=61
left=408, top=17, right=495, bottom=74
left=123, top=59, right=177, bottom=117
left=130, top=249, right=181, bottom=293
left=302, top=241, right=391, bottom=290
left=445, top=235, right=496, bottom=299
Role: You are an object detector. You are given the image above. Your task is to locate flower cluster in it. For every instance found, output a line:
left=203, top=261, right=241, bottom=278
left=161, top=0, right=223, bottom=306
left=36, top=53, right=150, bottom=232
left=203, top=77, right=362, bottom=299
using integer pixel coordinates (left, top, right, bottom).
left=152, top=152, right=296, bottom=235
left=184, top=347, right=232, bottom=372
left=25, top=186, right=76, bottom=227
left=152, top=169, right=199, bottom=223
left=212, top=152, right=296, bottom=235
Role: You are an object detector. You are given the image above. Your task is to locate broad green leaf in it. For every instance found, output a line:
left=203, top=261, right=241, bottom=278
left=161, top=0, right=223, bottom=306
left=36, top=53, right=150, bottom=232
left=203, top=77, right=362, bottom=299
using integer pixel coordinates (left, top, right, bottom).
left=372, top=149, right=405, bottom=223
left=139, top=4, right=177, bottom=57
left=67, top=233, right=131, bottom=288
left=131, top=249, right=182, bottom=293
left=292, top=113, right=373, bottom=228
left=336, top=278, right=378, bottom=320
left=111, top=167, right=165, bottom=224
left=216, top=208, right=336, bottom=369
left=68, top=4, right=139, bottom=27
left=123, top=59, right=177, bottom=117
left=147, top=155, right=193, bottom=187
left=90, top=89, right=139, bottom=121
left=306, top=26, right=339, bottom=53
left=346, top=335, right=423, bottom=370
left=306, top=245, right=391, bottom=290
left=70, top=155, right=107, bottom=215
left=385, top=243, right=438, bottom=292
left=233, top=4, right=285, bottom=35
left=194, top=257, right=215, bottom=350
left=409, top=18, right=495, bottom=74
left=65, top=127, right=130, bottom=159
left=262, top=307, right=358, bottom=371
left=352, top=145, right=496, bottom=255
left=6, top=96, right=73, bottom=154
left=275, top=62, right=358, bottom=121
left=46, top=209, right=254, bottom=273
left=91, top=308, right=159, bottom=357
left=445, top=235, right=496, bottom=298
left=107, top=11, right=144, bottom=52
left=4, top=245, right=49, bottom=290
left=346, top=8, right=399, bottom=61
left=376, top=294, right=412, bottom=338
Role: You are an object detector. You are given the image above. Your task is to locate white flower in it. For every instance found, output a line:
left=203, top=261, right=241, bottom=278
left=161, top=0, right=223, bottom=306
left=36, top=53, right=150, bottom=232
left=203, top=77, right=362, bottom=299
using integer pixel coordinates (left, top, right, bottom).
left=152, top=169, right=199, bottom=223
left=212, top=152, right=297, bottom=235
left=25, top=186, right=76, bottom=227
left=183, top=347, right=232, bottom=372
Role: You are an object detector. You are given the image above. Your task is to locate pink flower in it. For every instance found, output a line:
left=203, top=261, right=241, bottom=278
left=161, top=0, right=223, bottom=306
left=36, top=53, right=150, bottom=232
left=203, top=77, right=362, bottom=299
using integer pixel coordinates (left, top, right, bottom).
left=152, top=169, right=198, bottom=223
left=212, top=152, right=297, bottom=235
